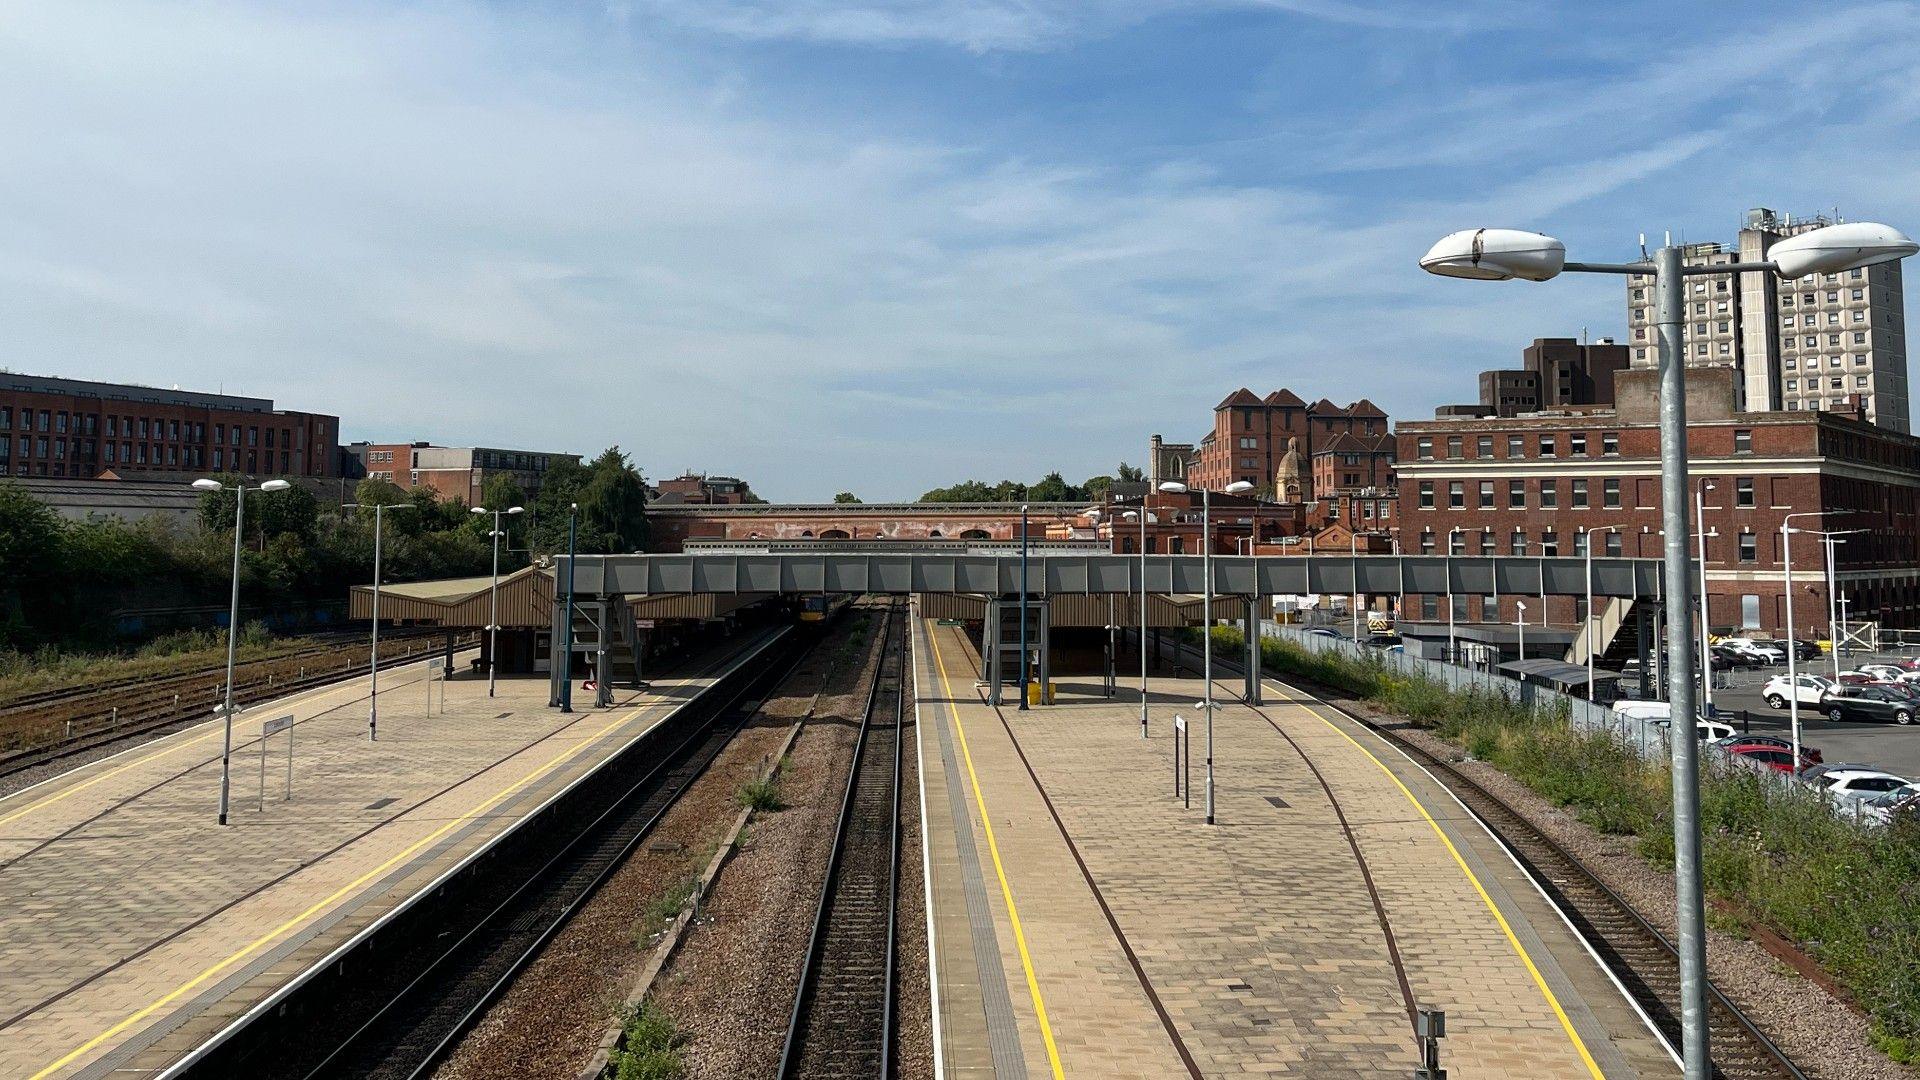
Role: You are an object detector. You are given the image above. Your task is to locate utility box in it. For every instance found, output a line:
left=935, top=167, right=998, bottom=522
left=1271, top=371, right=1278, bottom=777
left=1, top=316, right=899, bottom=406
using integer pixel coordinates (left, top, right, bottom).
left=1026, top=681, right=1056, bottom=706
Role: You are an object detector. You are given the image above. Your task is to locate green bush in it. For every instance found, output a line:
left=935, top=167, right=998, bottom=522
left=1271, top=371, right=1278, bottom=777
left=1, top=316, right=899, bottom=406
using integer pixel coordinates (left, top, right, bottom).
left=738, top=776, right=784, bottom=812
left=608, top=1001, right=685, bottom=1080
left=1243, top=626, right=1920, bottom=1055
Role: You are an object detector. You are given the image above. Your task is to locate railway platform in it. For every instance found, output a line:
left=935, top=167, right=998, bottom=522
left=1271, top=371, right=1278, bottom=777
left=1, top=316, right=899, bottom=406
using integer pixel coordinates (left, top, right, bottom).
left=0, top=632, right=778, bottom=1080
left=913, top=614, right=1680, bottom=1080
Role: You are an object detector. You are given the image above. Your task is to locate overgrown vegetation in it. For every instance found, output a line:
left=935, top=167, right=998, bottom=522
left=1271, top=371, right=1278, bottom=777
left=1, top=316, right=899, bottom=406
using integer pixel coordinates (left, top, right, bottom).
left=0, top=621, right=297, bottom=703
left=1232, top=626, right=1920, bottom=1061
left=0, top=445, right=648, bottom=654
left=738, top=776, right=785, bottom=812
left=607, top=1001, right=686, bottom=1080
left=634, top=873, right=701, bottom=946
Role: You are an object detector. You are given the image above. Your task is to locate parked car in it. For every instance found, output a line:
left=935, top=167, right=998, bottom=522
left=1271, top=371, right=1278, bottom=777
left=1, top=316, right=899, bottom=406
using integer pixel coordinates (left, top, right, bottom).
left=1650, top=716, right=1737, bottom=741
left=1612, top=700, right=1672, bottom=722
left=1811, top=767, right=1912, bottom=803
left=1362, top=633, right=1403, bottom=649
left=1789, top=639, right=1824, bottom=661
left=1714, top=734, right=1823, bottom=765
left=1897, top=656, right=1920, bottom=672
left=1820, top=684, right=1919, bottom=725
left=1763, top=673, right=1833, bottom=709
left=1835, top=670, right=1880, bottom=685
left=1855, top=663, right=1906, bottom=681
left=1708, top=644, right=1763, bottom=670
left=1304, top=627, right=1341, bottom=639
left=1859, top=783, right=1920, bottom=826
left=1723, top=742, right=1814, bottom=773
left=1719, top=637, right=1786, bottom=663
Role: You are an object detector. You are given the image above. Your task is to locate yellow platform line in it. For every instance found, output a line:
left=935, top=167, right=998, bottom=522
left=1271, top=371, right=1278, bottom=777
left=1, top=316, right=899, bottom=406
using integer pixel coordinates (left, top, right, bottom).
left=27, top=698, right=659, bottom=1080
left=1264, top=675, right=1606, bottom=1080
left=927, top=621, right=1066, bottom=1080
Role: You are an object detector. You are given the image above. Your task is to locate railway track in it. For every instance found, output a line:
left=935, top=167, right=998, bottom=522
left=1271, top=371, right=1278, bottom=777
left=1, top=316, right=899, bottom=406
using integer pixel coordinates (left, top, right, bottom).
left=166, top=617, right=835, bottom=1080
left=780, top=601, right=906, bottom=1079
left=0, top=629, right=470, bottom=778
left=1184, top=633, right=1808, bottom=1080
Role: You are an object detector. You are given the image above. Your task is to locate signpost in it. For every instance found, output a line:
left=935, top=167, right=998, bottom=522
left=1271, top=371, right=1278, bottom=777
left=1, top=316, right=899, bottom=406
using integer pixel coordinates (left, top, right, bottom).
left=427, top=656, right=446, bottom=715
left=259, top=713, right=294, bottom=809
left=1173, top=714, right=1189, bottom=807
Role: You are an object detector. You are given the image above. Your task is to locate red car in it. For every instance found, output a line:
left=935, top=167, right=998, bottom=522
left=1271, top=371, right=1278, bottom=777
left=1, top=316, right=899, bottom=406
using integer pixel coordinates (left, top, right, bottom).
left=1714, top=734, right=1823, bottom=765
left=1723, top=741, right=1817, bottom=774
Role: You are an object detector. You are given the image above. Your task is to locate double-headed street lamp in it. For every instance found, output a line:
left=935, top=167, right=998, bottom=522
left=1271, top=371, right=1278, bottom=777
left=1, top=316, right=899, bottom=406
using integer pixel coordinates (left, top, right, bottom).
left=1157, top=478, right=1252, bottom=826
left=1581, top=524, right=1623, bottom=700
left=470, top=503, right=524, bottom=697
left=1423, top=218, right=1917, bottom=1080
left=1018, top=501, right=1032, bottom=710
left=342, top=500, right=416, bottom=740
left=1781, top=511, right=1831, bottom=768
left=1808, top=528, right=1867, bottom=679
left=192, top=476, right=291, bottom=826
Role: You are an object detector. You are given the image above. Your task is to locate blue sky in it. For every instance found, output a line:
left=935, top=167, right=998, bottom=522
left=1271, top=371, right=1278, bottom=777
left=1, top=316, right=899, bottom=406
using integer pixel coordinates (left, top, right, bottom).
left=5, top=2, right=1920, bottom=499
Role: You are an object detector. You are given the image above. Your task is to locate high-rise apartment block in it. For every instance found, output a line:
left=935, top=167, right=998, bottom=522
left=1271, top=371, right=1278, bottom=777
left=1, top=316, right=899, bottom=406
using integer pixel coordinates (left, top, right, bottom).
left=1624, top=208, right=1910, bottom=432
left=1476, top=337, right=1629, bottom=418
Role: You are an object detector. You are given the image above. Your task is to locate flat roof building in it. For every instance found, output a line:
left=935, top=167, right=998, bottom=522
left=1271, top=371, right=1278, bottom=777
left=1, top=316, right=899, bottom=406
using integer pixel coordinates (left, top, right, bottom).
left=344, top=441, right=580, bottom=503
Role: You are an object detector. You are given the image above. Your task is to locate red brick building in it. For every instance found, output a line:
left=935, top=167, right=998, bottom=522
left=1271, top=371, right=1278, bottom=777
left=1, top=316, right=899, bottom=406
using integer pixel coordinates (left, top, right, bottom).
left=344, top=441, right=580, bottom=504
left=651, top=473, right=754, bottom=505
left=1159, top=389, right=1391, bottom=497
left=0, top=373, right=339, bottom=480
left=1395, top=367, right=1920, bottom=635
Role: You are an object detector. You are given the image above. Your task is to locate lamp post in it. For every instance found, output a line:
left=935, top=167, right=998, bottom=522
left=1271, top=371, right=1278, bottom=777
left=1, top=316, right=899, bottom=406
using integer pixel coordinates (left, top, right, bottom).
left=1809, top=528, right=1866, bottom=679
left=341, top=500, right=416, bottom=740
left=1781, top=512, right=1829, bottom=768
left=1582, top=525, right=1622, bottom=702
left=192, top=476, right=292, bottom=826
left=1694, top=480, right=1717, bottom=713
left=1018, top=501, right=1031, bottom=710
left=1516, top=599, right=1527, bottom=661
left=1124, top=506, right=1151, bottom=737
left=1350, top=529, right=1362, bottom=642
left=471, top=503, right=525, bottom=697
left=1158, top=479, right=1252, bottom=826
left=1422, top=217, right=1918, bottom=1079
left=560, top=502, right=578, bottom=714
left=1446, top=524, right=1465, bottom=662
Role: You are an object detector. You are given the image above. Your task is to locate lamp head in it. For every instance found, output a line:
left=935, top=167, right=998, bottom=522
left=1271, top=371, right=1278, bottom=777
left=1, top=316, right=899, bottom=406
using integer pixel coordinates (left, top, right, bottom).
left=471, top=506, right=487, bottom=514
left=191, top=478, right=223, bottom=492
left=507, top=506, right=524, bottom=515
left=1158, top=481, right=1188, bottom=493
left=259, top=479, right=291, bottom=492
left=1123, top=511, right=1138, bottom=520
left=1223, top=481, right=1254, bottom=495
left=1768, top=221, right=1918, bottom=279
left=1420, top=228, right=1566, bottom=282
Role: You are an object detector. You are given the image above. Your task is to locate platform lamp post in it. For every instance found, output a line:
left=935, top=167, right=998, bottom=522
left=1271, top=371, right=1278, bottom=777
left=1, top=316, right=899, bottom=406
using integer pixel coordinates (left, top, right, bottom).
left=1123, top=506, right=1152, bottom=737
left=1158, top=478, right=1252, bottom=825
left=1446, top=524, right=1466, bottom=663
left=1781, top=511, right=1830, bottom=769
left=1017, top=502, right=1031, bottom=710
left=471, top=504, right=524, bottom=697
left=1350, top=529, right=1362, bottom=643
left=1582, top=525, right=1623, bottom=702
left=1515, top=600, right=1527, bottom=662
left=1422, top=218, right=1918, bottom=1080
left=1695, top=480, right=1717, bottom=713
left=341, top=500, right=416, bottom=741
left=1809, top=528, right=1867, bottom=679
left=560, top=502, right=579, bottom=714
left=192, top=476, right=291, bottom=826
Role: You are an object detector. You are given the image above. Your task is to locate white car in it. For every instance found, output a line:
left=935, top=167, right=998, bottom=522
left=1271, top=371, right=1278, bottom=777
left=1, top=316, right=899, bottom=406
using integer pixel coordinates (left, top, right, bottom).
left=1719, top=637, right=1785, bottom=663
left=1763, top=673, right=1833, bottom=709
left=1859, top=783, right=1920, bottom=825
left=1855, top=663, right=1906, bottom=681
left=1814, top=767, right=1913, bottom=803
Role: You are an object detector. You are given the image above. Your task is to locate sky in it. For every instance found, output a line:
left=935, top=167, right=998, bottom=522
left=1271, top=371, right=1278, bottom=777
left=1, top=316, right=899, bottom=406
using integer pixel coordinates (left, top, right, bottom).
left=6, top=1, right=1920, bottom=501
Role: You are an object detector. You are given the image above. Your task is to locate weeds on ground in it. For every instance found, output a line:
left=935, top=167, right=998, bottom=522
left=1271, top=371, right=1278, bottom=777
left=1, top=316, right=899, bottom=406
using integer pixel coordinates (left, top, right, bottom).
left=607, top=1001, right=686, bottom=1080
left=1236, top=626, right=1920, bottom=1059
left=738, top=776, right=784, bottom=812
left=632, top=874, right=700, bottom=946
left=0, top=620, right=295, bottom=702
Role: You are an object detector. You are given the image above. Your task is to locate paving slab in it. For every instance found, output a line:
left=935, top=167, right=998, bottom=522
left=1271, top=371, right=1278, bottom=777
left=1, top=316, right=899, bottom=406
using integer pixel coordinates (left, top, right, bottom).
left=915, top=617, right=1679, bottom=1080
left=0, top=632, right=779, bottom=1080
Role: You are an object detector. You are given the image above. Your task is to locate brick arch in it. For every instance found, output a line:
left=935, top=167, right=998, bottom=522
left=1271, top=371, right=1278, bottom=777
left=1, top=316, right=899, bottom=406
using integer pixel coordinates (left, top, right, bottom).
left=960, top=528, right=990, bottom=539
left=820, top=528, right=851, bottom=539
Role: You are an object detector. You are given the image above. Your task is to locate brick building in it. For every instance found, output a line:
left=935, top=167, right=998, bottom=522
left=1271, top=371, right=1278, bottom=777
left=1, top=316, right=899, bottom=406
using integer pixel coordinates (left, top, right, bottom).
left=1395, top=367, right=1920, bottom=636
left=0, top=372, right=339, bottom=480
left=1099, top=489, right=1305, bottom=555
left=343, top=441, right=579, bottom=504
left=1475, top=337, right=1629, bottom=418
left=650, top=473, right=755, bottom=505
left=1153, top=389, right=1391, bottom=498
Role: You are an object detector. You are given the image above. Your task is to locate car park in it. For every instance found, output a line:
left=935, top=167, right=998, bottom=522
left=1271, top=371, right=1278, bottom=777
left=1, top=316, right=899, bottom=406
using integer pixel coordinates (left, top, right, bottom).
left=1820, top=684, right=1918, bottom=725
left=1714, top=734, right=1822, bottom=765
left=1763, top=673, right=1832, bottom=709
left=1810, top=767, right=1912, bottom=803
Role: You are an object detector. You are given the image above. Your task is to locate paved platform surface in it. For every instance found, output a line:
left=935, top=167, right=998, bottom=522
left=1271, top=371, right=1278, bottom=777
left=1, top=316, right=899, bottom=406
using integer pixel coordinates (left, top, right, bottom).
left=914, top=614, right=1680, bottom=1080
left=0, top=632, right=776, bottom=1080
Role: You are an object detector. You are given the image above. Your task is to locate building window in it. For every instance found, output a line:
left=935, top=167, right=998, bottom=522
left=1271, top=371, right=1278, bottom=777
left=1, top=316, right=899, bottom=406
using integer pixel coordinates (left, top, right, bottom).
left=1541, top=531, right=1558, bottom=557
left=1446, top=436, right=1462, bottom=459
left=1603, top=478, right=1621, bottom=509
left=1569, top=432, right=1586, bottom=455
left=1509, top=530, right=1526, bottom=557
left=1421, top=595, right=1438, bottom=620
left=1420, top=530, right=1435, bottom=555
left=1478, top=481, right=1495, bottom=509
left=1573, top=531, right=1588, bottom=557
left=1417, top=437, right=1433, bottom=460
left=1539, top=480, right=1557, bottom=509
left=1735, top=478, right=1754, bottom=507
left=1448, top=481, right=1465, bottom=509
left=1571, top=479, right=1588, bottom=509
left=1539, top=435, right=1556, bottom=457
left=1601, top=432, right=1618, bottom=455
left=1506, top=435, right=1524, bottom=458
left=1449, top=530, right=1466, bottom=556
left=1605, top=532, right=1622, bottom=556
left=1738, top=531, right=1757, bottom=562
left=1476, top=435, right=1493, bottom=457
left=1733, top=428, right=1751, bottom=453
left=1418, top=481, right=1434, bottom=509
left=1508, top=479, right=1525, bottom=509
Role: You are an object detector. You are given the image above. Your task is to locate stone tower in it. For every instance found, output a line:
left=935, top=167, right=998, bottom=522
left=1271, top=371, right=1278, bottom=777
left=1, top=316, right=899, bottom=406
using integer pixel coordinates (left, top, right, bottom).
left=1276, top=437, right=1304, bottom=503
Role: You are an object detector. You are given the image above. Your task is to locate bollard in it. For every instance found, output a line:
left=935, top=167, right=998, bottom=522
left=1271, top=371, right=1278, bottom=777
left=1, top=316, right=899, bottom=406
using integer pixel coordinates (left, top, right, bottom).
left=174, top=693, right=179, bottom=711
left=67, top=720, right=74, bottom=740
left=111, top=706, right=118, bottom=728
left=1414, top=1008, right=1446, bottom=1079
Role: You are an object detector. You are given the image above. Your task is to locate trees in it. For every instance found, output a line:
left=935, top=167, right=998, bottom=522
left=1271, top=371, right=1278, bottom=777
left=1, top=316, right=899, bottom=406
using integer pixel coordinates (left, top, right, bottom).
left=833, top=491, right=862, bottom=504
left=578, top=447, right=648, bottom=553
left=919, top=468, right=1139, bottom=504
left=0, top=484, right=64, bottom=647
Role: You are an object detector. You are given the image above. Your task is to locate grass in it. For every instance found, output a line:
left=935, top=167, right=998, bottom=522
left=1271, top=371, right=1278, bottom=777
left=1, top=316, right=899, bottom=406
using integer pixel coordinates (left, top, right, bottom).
left=633, top=874, right=701, bottom=946
left=738, top=775, right=785, bottom=812
left=1230, top=625, right=1920, bottom=1062
left=607, top=1001, right=686, bottom=1080
left=0, top=621, right=295, bottom=703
